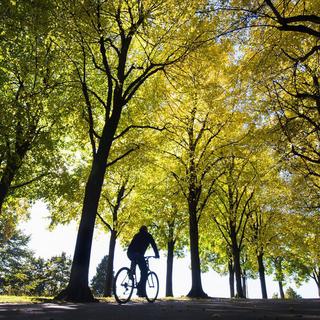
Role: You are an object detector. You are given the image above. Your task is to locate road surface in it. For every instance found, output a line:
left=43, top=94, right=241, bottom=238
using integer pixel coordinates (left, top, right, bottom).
left=0, top=298, right=319, bottom=319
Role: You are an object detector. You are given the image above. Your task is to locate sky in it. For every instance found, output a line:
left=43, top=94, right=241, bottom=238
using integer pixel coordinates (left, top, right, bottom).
left=19, top=201, right=318, bottom=299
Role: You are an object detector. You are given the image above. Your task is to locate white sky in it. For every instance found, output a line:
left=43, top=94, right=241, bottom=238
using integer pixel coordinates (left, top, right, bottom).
left=19, top=201, right=318, bottom=298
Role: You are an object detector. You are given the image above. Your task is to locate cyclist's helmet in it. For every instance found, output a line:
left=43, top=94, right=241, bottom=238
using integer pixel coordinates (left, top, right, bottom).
left=140, top=225, right=148, bottom=233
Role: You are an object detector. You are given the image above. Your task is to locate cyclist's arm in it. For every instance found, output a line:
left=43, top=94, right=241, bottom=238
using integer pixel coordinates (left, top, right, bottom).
left=150, top=236, right=160, bottom=258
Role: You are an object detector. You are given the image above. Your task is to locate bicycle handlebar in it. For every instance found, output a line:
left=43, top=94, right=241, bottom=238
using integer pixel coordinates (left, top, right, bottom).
left=144, top=255, right=158, bottom=260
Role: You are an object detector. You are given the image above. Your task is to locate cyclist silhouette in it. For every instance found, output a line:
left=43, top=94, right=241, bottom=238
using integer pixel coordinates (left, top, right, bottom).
left=127, top=225, right=159, bottom=297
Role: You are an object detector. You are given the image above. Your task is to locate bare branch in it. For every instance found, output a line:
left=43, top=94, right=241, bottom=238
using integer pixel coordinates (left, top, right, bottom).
left=171, top=171, right=188, bottom=200
left=163, top=150, right=188, bottom=171
left=113, top=124, right=167, bottom=140
left=211, top=214, right=232, bottom=247
left=124, top=65, right=165, bottom=104
left=264, top=0, right=320, bottom=38
left=106, top=145, right=139, bottom=168
left=96, top=211, right=112, bottom=232
left=291, top=146, right=320, bottom=164
left=9, top=172, right=49, bottom=190
left=237, top=190, right=255, bottom=236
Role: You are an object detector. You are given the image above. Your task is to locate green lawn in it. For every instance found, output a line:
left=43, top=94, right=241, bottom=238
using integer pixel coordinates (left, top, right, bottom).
left=0, top=295, right=53, bottom=303
left=0, top=295, right=195, bottom=304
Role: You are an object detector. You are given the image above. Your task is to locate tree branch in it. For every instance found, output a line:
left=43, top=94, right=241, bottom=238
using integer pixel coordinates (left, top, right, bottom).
left=113, top=124, right=167, bottom=140
left=106, top=145, right=139, bottom=168
left=9, top=172, right=49, bottom=190
left=96, top=211, right=112, bottom=232
left=265, top=0, right=320, bottom=38
left=291, top=145, right=320, bottom=164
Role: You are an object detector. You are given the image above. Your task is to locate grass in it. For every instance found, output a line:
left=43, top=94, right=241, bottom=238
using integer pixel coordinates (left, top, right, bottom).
left=0, top=295, right=211, bottom=304
left=0, top=295, right=53, bottom=303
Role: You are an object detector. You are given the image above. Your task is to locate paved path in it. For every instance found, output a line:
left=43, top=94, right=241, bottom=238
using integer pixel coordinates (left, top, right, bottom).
left=0, top=298, right=319, bottom=320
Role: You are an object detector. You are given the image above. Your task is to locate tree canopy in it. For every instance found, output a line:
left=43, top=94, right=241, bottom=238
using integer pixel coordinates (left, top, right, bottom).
left=0, top=0, right=319, bottom=301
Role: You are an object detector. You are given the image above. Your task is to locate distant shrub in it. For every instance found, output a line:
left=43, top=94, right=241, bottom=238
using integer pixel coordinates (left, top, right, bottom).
left=285, top=287, right=302, bottom=299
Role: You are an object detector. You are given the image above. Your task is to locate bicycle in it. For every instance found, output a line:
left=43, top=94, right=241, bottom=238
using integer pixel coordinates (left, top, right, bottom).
left=113, top=256, right=159, bottom=304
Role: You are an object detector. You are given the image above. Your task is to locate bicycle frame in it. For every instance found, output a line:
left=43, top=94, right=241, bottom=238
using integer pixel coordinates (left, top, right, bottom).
left=129, top=255, right=153, bottom=281
left=113, top=256, right=159, bottom=304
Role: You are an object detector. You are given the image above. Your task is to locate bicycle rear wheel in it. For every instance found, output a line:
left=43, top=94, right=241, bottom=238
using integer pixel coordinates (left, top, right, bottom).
left=145, top=271, right=159, bottom=302
left=113, top=267, right=134, bottom=304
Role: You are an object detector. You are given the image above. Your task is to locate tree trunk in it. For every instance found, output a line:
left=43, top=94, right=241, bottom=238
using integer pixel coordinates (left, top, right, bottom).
left=274, top=257, right=285, bottom=299
left=234, top=252, right=244, bottom=298
left=242, top=269, right=247, bottom=298
left=0, top=181, right=9, bottom=213
left=312, top=270, right=320, bottom=298
left=231, top=232, right=244, bottom=298
left=0, top=123, right=34, bottom=214
left=55, top=109, right=121, bottom=302
left=257, top=253, right=268, bottom=299
left=228, top=259, right=235, bottom=298
left=55, top=159, right=105, bottom=302
left=104, top=230, right=116, bottom=297
left=278, top=280, right=285, bottom=299
left=187, top=203, right=207, bottom=298
left=0, top=161, right=20, bottom=214
left=233, top=250, right=244, bottom=297
left=166, top=240, right=174, bottom=297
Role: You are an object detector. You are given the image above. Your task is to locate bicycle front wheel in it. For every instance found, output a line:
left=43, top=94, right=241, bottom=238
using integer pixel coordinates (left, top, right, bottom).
left=145, top=271, right=159, bottom=303
left=113, top=267, right=134, bottom=304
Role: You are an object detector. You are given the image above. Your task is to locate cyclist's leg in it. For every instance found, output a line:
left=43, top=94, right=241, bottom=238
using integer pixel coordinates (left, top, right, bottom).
left=135, top=254, right=148, bottom=296
left=127, top=252, right=137, bottom=275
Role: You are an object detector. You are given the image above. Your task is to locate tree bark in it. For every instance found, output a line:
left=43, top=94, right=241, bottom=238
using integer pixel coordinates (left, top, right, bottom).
left=257, top=253, right=268, bottom=299
left=231, top=231, right=244, bottom=298
left=0, top=152, right=27, bottom=213
left=55, top=107, right=122, bottom=302
left=228, top=259, right=235, bottom=298
left=187, top=203, right=207, bottom=298
left=242, top=269, right=247, bottom=298
left=166, top=240, right=174, bottom=297
left=278, top=280, right=285, bottom=299
left=0, top=175, right=12, bottom=214
left=312, top=270, right=320, bottom=298
left=104, top=230, right=116, bottom=297
left=55, top=157, right=106, bottom=302
left=274, top=257, right=285, bottom=299
left=233, top=250, right=244, bottom=297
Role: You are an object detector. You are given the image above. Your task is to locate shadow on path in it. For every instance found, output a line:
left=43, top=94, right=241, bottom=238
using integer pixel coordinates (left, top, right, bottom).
left=0, top=298, right=319, bottom=320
